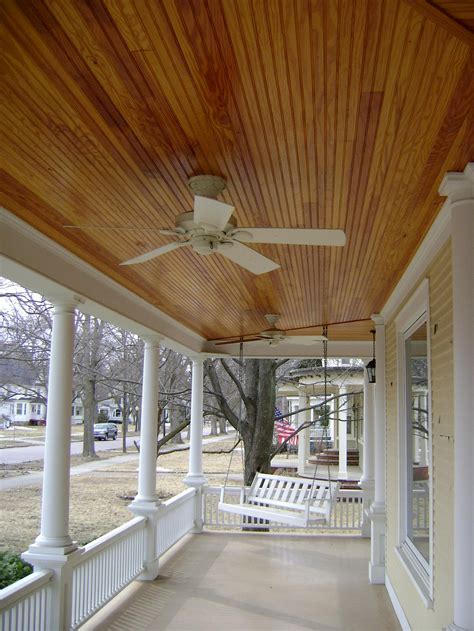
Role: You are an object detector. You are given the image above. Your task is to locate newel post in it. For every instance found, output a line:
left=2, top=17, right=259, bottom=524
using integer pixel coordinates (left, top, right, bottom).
left=129, top=336, right=161, bottom=580
left=184, top=356, right=207, bottom=532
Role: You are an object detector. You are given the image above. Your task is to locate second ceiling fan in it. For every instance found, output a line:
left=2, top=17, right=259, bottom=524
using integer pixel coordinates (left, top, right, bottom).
left=120, top=175, right=346, bottom=275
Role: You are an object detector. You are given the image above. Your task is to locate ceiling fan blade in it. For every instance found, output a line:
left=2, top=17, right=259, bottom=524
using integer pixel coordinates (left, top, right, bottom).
left=212, top=336, right=263, bottom=345
left=285, top=335, right=328, bottom=345
left=193, top=195, right=234, bottom=231
left=120, top=241, right=188, bottom=266
left=64, top=224, right=168, bottom=233
left=220, top=242, right=280, bottom=275
left=236, top=228, right=346, bottom=246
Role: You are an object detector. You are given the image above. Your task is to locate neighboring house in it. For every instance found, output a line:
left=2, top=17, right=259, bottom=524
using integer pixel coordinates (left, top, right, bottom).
left=0, top=392, right=47, bottom=426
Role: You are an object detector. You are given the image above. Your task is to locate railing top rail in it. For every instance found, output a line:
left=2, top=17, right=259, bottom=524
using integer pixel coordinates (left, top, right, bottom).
left=337, top=489, right=363, bottom=498
left=75, top=516, right=147, bottom=564
left=0, top=569, right=53, bottom=608
left=160, top=487, right=196, bottom=512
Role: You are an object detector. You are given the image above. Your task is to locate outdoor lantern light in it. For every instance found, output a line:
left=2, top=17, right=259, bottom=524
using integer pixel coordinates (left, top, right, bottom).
left=366, top=329, right=376, bottom=383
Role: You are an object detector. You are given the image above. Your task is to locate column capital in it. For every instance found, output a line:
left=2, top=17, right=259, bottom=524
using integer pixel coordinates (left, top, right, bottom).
left=189, top=354, right=205, bottom=365
left=371, top=313, right=385, bottom=326
left=47, top=295, right=83, bottom=313
left=439, top=162, right=474, bottom=202
left=141, top=334, right=162, bottom=347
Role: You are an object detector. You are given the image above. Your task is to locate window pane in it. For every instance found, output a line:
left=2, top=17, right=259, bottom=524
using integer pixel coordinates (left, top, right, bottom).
left=405, top=321, right=430, bottom=562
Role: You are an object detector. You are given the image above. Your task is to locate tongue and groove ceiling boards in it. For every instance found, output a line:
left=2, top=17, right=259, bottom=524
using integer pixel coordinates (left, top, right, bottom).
left=1, top=1, right=473, bottom=343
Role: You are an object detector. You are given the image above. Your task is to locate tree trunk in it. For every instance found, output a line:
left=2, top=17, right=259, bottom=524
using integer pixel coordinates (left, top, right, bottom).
left=218, top=418, right=227, bottom=434
left=169, top=404, right=184, bottom=444
left=206, top=358, right=278, bottom=486
left=210, top=418, right=218, bottom=435
left=241, top=360, right=276, bottom=485
left=122, top=392, right=128, bottom=453
left=83, top=378, right=97, bottom=458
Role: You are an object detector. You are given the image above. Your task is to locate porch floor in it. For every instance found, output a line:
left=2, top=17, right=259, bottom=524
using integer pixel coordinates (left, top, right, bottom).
left=84, top=533, right=400, bottom=631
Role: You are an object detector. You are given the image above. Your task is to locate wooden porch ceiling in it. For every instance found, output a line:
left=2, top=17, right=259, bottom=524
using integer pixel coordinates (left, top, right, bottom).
left=1, top=1, right=473, bottom=343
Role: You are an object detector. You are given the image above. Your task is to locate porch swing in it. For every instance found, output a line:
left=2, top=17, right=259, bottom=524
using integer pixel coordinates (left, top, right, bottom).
left=218, top=328, right=341, bottom=528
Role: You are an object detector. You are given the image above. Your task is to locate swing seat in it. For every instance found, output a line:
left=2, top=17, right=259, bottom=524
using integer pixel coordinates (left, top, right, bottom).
left=218, top=473, right=341, bottom=528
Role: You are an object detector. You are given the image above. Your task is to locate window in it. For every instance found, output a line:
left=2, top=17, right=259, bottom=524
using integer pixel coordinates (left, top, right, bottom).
left=396, top=279, right=432, bottom=603
left=16, top=402, right=26, bottom=415
left=71, top=405, right=83, bottom=417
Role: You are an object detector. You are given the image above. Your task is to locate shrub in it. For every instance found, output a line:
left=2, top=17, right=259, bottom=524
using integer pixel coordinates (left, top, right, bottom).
left=0, top=551, right=33, bottom=589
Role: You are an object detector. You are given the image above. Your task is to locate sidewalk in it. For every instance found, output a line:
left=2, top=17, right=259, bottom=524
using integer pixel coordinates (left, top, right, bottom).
left=0, top=432, right=235, bottom=492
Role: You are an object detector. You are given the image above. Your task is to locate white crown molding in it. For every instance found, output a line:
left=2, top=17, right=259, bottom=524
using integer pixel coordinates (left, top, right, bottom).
left=0, top=208, right=205, bottom=355
left=381, top=199, right=451, bottom=323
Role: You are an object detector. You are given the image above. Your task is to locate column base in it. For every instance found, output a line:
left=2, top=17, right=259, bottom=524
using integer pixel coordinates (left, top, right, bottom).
left=368, top=561, right=385, bottom=584
left=183, top=474, right=207, bottom=488
left=368, top=502, right=386, bottom=584
left=337, top=471, right=348, bottom=480
left=27, top=539, right=77, bottom=557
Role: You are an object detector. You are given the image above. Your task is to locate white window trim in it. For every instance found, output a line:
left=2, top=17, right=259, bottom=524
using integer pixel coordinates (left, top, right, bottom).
left=395, top=278, right=433, bottom=605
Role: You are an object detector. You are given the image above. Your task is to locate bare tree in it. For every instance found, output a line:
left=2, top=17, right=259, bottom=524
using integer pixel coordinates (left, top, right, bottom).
left=206, top=358, right=290, bottom=485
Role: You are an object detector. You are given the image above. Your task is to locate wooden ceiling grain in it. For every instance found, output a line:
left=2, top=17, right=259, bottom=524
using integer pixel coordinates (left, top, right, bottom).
left=1, top=1, right=473, bottom=343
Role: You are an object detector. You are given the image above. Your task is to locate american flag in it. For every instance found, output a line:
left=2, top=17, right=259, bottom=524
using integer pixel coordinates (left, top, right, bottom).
left=274, top=407, right=298, bottom=446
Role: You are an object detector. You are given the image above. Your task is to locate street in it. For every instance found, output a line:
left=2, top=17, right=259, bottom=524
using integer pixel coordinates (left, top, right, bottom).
left=0, top=435, right=138, bottom=465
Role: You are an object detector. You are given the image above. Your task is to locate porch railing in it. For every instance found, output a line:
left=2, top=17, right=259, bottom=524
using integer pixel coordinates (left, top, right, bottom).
left=203, top=486, right=363, bottom=531
left=70, top=516, right=147, bottom=629
left=0, top=569, right=53, bottom=631
left=155, top=487, right=197, bottom=557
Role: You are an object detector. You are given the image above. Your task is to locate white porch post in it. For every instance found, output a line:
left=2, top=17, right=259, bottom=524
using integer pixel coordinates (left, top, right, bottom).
left=297, top=394, right=311, bottom=475
left=184, top=356, right=207, bottom=532
left=130, top=336, right=161, bottom=580
left=337, top=387, right=348, bottom=480
left=359, top=371, right=375, bottom=537
left=440, top=163, right=474, bottom=631
left=23, top=298, right=80, bottom=630
left=368, top=314, right=386, bottom=584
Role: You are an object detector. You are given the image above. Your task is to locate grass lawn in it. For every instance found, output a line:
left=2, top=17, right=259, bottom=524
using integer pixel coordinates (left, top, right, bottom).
left=0, top=438, right=242, bottom=554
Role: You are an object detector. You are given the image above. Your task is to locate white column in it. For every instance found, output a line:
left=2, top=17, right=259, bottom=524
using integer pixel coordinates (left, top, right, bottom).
left=440, top=164, right=474, bottom=631
left=184, top=357, right=207, bottom=487
left=338, top=387, right=348, bottom=479
left=23, top=298, right=80, bottom=631
left=368, top=314, right=386, bottom=583
left=132, top=337, right=161, bottom=505
left=30, top=300, right=78, bottom=552
left=130, top=336, right=161, bottom=581
left=360, top=371, right=375, bottom=537
left=297, top=395, right=311, bottom=475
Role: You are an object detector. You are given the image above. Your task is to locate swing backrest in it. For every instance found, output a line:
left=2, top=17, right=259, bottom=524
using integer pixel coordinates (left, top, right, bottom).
left=247, top=473, right=340, bottom=520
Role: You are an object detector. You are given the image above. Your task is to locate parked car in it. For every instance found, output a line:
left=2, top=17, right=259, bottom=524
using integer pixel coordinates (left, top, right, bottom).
left=93, top=423, right=118, bottom=441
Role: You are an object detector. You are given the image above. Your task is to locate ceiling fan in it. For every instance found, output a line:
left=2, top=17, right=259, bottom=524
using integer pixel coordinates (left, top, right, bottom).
left=65, top=175, right=345, bottom=275
left=211, top=314, right=328, bottom=347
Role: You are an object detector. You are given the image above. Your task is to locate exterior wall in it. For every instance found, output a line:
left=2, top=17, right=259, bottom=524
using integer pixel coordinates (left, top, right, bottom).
left=385, top=242, right=454, bottom=629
